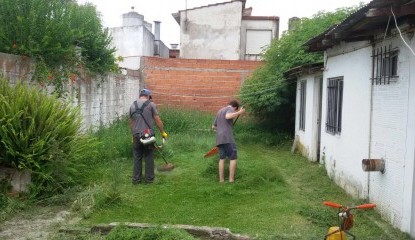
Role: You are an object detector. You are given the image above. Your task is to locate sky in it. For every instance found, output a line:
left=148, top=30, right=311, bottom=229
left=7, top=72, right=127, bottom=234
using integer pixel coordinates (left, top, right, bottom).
left=76, top=0, right=371, bottom=47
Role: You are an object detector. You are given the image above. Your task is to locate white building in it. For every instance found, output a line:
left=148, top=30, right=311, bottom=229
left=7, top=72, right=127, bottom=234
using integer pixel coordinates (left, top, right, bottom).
left=110, top=7, right=169, bottom=70
left=288, top=0, right=415, bottom=237
left=172, top=0, right=279, bottom=60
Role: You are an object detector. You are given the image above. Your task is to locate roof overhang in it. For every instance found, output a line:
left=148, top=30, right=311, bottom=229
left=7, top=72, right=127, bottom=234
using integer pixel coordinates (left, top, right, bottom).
left=284, top=62, right=324, bottom=80
left=305, top=0, right=415, bottom=52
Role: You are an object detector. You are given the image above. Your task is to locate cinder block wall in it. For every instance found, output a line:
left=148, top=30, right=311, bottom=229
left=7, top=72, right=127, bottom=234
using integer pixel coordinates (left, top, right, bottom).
left=0, top=52, right=142, bottom=130
left=141, top=57, right=262, bottom=113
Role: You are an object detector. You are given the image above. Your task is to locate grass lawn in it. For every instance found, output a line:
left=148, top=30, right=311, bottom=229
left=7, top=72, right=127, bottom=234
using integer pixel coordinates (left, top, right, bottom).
left=67, top=108, right=411, bottom=240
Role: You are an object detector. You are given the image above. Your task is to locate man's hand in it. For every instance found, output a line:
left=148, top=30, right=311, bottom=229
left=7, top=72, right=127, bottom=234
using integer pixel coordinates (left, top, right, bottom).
left=238, top=106, right=245, bottom=115
left=212, top=125, right=217, bottom=132
left=161, top=131, right=168, bottom=139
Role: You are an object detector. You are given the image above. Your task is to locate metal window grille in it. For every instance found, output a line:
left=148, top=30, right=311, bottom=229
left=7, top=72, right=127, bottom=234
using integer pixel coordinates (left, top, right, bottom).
left=372, top=45, right=399, bottom=85
left=326, top=77, right=343, bottom=134
left=299, top=81, right=306, bottom=131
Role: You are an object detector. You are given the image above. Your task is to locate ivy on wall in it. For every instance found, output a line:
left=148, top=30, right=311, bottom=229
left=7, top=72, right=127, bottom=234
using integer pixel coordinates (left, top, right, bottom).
left=0, top=0, right=118, bottom=96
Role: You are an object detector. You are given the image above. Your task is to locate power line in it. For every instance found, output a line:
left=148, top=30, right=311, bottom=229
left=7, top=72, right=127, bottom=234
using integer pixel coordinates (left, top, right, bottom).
left=151, top=82, right=286, bottom=99
left=391, top=7, right=415, bottom=57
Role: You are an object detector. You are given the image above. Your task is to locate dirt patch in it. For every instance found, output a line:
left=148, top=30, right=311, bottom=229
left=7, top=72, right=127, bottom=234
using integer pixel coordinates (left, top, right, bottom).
left=0, top=206, right=76, bottom=240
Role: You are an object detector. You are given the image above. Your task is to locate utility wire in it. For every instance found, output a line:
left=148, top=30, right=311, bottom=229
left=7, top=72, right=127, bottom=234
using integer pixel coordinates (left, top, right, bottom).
left=391, top=7, right=415, bottom=57
left=151, top=81, right=285, bottom=99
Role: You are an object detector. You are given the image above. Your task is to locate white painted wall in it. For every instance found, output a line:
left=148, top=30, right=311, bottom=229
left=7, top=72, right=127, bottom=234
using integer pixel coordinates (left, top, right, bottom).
left=321, top=41, right=372, bottom=198
left=241, top=19, right=278, bottom=60
left=318, top=35, right=415, bottom=236
left=368, top=35, right=415, bottom=233
left=111, top=25, right=153, bottom=70
left=294, top=73, right=322, bottom=161
left=110, top=10, right=169, bottom=70
left=408, top=35, right=415, bottom=239
left=179, top=1, right=242, bottom=60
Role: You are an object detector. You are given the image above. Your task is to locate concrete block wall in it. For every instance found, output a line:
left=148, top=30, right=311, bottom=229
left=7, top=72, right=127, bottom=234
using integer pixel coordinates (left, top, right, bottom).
left=368, top=36, right=415, bottom=232
left=141, top=56, right=262, bottom=113
left=0, top=52, right=142, bottom=131
left=70, top=71, right=141, bottom=130
left=0, top=52, right=34, bottom=82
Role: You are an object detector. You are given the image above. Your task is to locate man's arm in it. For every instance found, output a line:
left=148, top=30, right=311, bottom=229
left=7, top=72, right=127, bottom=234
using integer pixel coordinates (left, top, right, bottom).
left=129, top=106, right=134, bottom=133
left=154, top=115, right=165, bottom=134
left=129, top=117, right=134, bottom=132
left=212, top=116, right=217, bottom=131
left=225, top=107, right=245, bottom=120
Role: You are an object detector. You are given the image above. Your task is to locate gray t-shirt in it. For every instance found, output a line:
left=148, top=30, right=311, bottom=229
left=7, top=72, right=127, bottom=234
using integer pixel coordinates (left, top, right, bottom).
left=129, top=99, right=159, bottom=136
left=213, top=106, right=235, bottom=146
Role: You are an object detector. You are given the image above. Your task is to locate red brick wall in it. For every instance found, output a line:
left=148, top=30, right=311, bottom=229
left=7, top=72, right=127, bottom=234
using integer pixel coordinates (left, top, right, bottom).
left=141, top=57, right=262, bottom=113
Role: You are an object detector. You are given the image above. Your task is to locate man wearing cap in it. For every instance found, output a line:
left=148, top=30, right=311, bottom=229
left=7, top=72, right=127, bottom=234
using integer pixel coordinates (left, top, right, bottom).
left=129, top=88, right=168, bottom=184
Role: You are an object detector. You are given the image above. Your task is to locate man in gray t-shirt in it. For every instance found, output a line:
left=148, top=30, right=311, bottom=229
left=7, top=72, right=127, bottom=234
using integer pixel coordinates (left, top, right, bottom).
left=212, top=100, right=245, bottom=183
left=129, top=88, right=167, bottom=184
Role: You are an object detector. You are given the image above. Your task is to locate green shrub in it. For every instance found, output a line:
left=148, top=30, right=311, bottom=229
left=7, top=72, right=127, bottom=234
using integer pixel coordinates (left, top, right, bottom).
left=0, top=79, right=98, bottom=198
left=0, top=0, right=117, bottom=95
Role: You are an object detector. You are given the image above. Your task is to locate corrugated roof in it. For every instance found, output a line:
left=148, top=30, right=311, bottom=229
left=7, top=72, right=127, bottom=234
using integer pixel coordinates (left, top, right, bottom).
left=305, top=0, right=415, bottom=52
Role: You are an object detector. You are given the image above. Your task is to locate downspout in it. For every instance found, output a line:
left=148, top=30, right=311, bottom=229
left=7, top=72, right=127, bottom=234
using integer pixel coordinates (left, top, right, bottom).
left=368, top=43, right=375, bottom=198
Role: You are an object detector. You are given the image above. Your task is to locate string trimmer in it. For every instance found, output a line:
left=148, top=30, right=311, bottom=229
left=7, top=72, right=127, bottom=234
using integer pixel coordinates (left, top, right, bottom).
left=155, top=139, right=175, bottom=171
left=204, top=115, right=240, bottom=158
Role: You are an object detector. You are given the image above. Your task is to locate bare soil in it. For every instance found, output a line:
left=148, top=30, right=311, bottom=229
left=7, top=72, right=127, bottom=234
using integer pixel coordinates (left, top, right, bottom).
left=0, top=206, right=77, bottom=240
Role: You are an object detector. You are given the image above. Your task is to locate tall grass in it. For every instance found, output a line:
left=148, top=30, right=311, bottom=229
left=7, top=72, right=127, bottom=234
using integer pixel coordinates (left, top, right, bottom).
left=0, top=78, right=99, bottom=198
left=94, top=115, right=131, bottom=161
left=70, top=107, right=411, bottom=239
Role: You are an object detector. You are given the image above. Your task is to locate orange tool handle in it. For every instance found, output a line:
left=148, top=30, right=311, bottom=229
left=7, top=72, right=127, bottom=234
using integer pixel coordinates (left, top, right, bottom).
left=355, top=203, right=376, bottom=209
left=323, top=201, right=342, bottom=208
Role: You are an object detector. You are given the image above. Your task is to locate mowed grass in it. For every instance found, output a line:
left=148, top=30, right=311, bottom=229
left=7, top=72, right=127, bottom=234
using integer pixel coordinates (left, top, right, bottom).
left=73, top=107, right=411, bottom=239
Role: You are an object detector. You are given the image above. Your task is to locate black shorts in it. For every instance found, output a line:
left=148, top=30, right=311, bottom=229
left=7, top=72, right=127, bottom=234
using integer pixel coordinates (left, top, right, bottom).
left=218, top=143, right=237, bottom=160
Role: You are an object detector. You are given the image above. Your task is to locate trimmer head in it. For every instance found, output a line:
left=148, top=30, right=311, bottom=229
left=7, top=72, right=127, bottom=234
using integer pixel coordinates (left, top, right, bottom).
left=157, top=163, right=175, bottom=172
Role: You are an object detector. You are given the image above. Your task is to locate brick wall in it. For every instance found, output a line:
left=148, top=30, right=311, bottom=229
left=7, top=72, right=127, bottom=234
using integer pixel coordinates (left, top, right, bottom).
left=141, top=57, right=262, bottom=113
left=1, top=52, right=262, bottom=128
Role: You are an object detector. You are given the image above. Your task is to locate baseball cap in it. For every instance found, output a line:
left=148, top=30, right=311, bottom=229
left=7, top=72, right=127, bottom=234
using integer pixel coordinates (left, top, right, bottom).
left=140, top=88, right=152, bottom=96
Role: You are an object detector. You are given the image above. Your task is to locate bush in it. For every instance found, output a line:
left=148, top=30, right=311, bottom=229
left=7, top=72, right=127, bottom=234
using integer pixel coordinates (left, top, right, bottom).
left=0, top=79, right=98, bottom=198
left=240, top=6, right=362, bottom=131
left=0, top=0, right=117, bottom=95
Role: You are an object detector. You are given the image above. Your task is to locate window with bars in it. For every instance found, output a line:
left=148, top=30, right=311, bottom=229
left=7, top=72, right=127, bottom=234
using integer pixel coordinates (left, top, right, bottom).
left=326, top=77, right=343, bottom=135
left=373, top=45, right=399, bottom=84
left=299, top=81, right=306, bottom=131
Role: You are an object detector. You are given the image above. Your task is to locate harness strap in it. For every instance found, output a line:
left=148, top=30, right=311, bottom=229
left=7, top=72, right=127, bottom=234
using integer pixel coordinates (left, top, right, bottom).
left=133, top=100, right=152, bottom=129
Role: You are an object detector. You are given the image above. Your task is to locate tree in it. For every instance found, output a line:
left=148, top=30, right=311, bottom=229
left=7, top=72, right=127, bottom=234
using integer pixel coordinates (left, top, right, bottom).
left=0, top=0, right=117, bottom=95
left=240, top=6, right=362, bottom=132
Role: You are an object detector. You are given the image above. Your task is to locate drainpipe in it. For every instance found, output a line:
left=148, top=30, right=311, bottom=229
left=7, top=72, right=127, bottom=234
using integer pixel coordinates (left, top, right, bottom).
left=367, top=43, right=375, bottom=197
